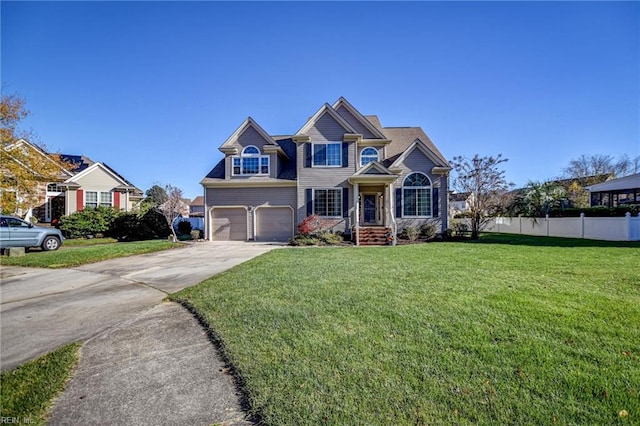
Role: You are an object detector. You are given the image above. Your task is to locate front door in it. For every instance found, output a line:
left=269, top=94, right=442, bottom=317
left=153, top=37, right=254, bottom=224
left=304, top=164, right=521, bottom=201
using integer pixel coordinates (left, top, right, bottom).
left=363, top=194, right=376, bottom=224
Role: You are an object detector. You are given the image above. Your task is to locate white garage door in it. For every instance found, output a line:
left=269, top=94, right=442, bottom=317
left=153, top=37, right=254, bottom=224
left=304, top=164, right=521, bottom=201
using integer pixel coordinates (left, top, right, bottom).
left=211, top=208, right=247, bottom=241
left=256, top=207, right=293, bottom=241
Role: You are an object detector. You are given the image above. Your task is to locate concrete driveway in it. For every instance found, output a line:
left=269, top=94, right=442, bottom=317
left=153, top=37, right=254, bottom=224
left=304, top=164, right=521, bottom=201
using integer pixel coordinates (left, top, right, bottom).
left=0, top=241, right=281, bottom=371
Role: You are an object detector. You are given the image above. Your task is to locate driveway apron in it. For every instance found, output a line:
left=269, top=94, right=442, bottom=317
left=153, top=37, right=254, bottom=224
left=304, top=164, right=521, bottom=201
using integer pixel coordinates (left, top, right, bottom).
left=0, top=241, right=280, bottom=424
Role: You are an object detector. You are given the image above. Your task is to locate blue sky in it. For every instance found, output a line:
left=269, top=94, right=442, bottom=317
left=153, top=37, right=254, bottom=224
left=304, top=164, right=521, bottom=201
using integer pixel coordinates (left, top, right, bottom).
left=2, top=1, right=638, bottom=199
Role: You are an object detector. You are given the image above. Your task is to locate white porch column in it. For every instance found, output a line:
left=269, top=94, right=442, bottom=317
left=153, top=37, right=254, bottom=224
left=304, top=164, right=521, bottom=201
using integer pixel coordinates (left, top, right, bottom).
left=353, top=183, right=360, bottom=245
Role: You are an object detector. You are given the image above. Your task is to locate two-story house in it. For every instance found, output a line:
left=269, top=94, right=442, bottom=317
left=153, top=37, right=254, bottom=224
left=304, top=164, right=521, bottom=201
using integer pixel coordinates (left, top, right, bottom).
left=201, top=97, right=450, bottom=245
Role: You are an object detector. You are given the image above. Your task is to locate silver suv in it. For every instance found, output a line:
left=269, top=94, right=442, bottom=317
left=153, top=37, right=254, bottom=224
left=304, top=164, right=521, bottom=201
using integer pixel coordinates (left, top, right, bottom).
left=0, top=215, right=65, bottom=251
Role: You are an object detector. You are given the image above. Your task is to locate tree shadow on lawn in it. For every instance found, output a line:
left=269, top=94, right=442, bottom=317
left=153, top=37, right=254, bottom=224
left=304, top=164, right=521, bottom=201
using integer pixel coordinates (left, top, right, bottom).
left=462, top=233, right=640, bottom=249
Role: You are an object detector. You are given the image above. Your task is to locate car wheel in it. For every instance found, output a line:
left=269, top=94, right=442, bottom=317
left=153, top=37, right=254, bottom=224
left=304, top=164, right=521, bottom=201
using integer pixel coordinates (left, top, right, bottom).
left=42, top=236, right=61, bottom=251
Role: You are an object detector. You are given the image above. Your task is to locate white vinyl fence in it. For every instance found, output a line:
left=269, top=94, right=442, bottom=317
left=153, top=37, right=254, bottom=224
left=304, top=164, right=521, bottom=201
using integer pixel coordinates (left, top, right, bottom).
left=472, top=213, right=639, bottom=241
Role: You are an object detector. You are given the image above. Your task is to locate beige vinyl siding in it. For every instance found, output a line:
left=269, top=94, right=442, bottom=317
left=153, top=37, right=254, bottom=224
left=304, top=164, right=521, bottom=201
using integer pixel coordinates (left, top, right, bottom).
left=74, top=167, right=122, bottom=191
left=335, top=105, right=377, bottom=139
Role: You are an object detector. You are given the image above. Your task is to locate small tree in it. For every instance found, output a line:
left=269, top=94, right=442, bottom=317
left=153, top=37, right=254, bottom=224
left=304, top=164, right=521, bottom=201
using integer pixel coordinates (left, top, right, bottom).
left=144, top=184, right=168, bottom=207
left=158, top=184, right=184, bottom=242
left=1, top=93, right=73, bottom=217
left=509, top=181, right=568, bottom=218
left=450, top=154, right=512, bottom=239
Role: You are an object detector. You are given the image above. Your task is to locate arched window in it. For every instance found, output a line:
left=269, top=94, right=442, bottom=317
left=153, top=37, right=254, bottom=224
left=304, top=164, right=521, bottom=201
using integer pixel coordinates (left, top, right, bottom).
left=402, top=172, right=431, bottom=217
left=233, top=146, right=269, bottom=175
left=360, top=147, right=379, bottom=166
left=242, top=145, right=260, bottom=155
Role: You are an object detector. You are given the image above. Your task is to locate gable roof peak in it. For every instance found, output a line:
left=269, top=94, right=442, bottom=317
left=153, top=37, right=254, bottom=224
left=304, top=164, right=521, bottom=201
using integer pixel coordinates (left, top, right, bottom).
left=219, top=116, right=276, bottom=153
left=295, top=102, right=357, bottom=136
left=331, top=97, right=388, bottom=140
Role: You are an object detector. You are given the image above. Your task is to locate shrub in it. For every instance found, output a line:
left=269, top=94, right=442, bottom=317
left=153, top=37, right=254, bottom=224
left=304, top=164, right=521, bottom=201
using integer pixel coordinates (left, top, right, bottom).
left=404, top=226, right=419, bottom=241
left=318, top=232, right=343, bottom=245
left=289, top=234, right=320, bottom=246
left=451, top=220, right=470, bottom=237
left=109, top=209, right=170, bottom=241
left=298, top=215, right=321, bottom=234
left=177, top=220, right=193, bottom=235
left=59, top=207, right=119, bottom=239
left=419, top=221, right=438, bottom=240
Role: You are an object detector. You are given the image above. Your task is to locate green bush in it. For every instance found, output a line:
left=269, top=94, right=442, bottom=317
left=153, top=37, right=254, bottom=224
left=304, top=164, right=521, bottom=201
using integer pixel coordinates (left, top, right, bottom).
left=59, top=207, right=119, bottom=239
left=109, top=209, right=170, bottom=242
left=289, top=234, right=320, bottom=246
left=451, top=220, right=470, bottom=237
left=419, top=221, right=438, bottom=240
left=402, top=226, right=419, bottom=241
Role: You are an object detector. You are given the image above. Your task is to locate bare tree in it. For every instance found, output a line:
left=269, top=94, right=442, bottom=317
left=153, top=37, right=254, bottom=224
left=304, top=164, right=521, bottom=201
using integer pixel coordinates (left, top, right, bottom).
left=158, top=184, right=184, bottom=242
left=450, top=154, right=512, bottom=239
left=562, top=154, right=640, bottom=180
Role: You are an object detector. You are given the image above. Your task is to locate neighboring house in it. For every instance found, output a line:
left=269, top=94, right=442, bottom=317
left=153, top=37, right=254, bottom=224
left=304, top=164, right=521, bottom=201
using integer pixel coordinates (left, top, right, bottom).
left=5, top=139, right=142, bottom=223
left=201, top=97, right=450, bottom=244
left=586, top=173, right=640, bottom=207
left=190, top=196, right=205, bottom=217
left=449, top=192, right=471, bottom=217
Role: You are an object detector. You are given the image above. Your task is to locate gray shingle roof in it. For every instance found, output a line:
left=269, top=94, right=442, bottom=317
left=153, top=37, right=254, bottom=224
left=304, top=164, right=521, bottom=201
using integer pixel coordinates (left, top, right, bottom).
left=382, top=127, right=449, bottom=167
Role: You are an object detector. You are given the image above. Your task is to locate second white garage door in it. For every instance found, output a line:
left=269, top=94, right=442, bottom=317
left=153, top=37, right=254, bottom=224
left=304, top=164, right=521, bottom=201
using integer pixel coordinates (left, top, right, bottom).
left=211, top=208, right=247, bottom=241
left=255, top=207, right=293, bottom=241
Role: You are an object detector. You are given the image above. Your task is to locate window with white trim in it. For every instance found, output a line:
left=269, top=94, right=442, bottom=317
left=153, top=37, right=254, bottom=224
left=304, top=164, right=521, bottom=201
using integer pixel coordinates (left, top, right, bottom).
left=360, top=147, right=379, bottom=166
left=314, top=188, right=342, bottom=217
left=232, top=145, right=269, bottom=176
left=85, top=191, right=113, bottom=209
left=402, top=173, right=431, bottom=217
left=313, top=142, right=342, bottom=167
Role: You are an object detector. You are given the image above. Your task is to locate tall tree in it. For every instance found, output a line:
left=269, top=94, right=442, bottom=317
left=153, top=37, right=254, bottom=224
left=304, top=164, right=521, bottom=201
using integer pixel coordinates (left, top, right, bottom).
left=451, top=154, right=512, bottom=239
left=1, top=93, right=71, bottom=217
left=157, top=184, right=184, bottom=242
left=144, top=184, right=168, bottom=207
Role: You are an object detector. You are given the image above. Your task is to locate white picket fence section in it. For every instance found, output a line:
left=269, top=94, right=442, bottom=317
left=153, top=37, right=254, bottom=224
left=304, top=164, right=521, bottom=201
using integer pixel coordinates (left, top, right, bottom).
left=475, top=213, right=640, bottom=241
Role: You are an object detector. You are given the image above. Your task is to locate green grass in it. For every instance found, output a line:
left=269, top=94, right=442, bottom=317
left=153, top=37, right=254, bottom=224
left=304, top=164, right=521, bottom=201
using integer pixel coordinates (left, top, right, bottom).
left=172, top=234, right=640, bottom=425
left=0, top=342, right=81, bottom=425
left=0, top=240, right=179, bottom=268
left=62, top=237, right=118, bottom=247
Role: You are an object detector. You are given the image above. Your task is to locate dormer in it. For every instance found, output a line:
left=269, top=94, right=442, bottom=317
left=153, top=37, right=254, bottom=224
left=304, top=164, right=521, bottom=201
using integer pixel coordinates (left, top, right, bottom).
left=218, top=117, right=289, bottom=179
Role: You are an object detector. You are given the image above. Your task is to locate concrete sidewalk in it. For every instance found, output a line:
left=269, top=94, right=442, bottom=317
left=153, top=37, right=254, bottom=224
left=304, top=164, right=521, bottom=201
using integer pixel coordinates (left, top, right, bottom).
left=49, top=302, right=252, bottom=425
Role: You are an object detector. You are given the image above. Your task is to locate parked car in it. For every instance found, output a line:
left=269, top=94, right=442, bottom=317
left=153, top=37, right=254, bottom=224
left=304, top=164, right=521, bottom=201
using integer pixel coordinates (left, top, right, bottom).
left=0, top=215, right=65, bottom=251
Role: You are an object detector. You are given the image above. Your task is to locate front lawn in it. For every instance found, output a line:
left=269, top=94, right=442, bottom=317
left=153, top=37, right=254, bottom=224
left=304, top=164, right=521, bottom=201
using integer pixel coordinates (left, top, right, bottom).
left=0, top=240, right=179, bottom=268
left=0, top=342, right=81, bottom=426
left=172, top=235, right=639, bottom=425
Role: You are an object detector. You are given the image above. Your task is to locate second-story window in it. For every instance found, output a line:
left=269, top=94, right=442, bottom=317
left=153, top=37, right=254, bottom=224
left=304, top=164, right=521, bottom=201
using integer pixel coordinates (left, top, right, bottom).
left=360, top=147, right=379, bottom=166
left=313, top=142, right=342, bottom=167
left=232, top=145, right=269, bottom=176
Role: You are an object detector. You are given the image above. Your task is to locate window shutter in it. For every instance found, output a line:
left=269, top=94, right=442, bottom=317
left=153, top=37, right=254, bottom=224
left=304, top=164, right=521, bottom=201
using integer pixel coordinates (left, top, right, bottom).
left=304, top=143, right=311, bottom=168
left=77, top=189, right=84, bottom=211
left=114, top=191, right=121, bottom=209
left=342, top=142, right=349, bottom=167
left=342, top=187, right=349, bottom=218
left=306, top=188, right=313, bottom=216
left=432, top=187, right=439, bottom=217
left=395, top=188, right=402, bottom=218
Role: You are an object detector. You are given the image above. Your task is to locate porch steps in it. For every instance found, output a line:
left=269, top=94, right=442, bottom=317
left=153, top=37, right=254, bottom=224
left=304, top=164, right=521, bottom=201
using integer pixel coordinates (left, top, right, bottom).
left=358, top=227, right=392, bottom=246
